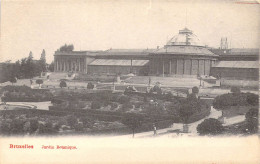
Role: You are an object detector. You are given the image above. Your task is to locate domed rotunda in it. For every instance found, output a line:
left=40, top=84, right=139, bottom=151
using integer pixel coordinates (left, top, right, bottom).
left=149, top=27, right=218, bottom=76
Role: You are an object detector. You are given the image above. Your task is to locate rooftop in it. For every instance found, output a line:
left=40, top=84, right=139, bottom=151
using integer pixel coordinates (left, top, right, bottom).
left=89, top=59, right=149, bottom=66
left=210, top=48, right=259, bottom=56
left=166, top=27, right=205, bottom=47
left=213, top=61, right=259, bottom=69
left=151, top=46, right=217, bottom=56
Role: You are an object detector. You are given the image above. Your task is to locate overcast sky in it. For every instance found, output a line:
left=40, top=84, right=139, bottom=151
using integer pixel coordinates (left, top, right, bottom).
left=1, top=0, right=259, bottom=63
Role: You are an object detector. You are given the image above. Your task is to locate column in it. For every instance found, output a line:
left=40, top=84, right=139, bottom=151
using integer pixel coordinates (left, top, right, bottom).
left=183, top=59, right=185, bottom=75
left=169, top=59, right=172, bottom=75
left=79, top=58, right=81, bottom=72
left=190, top=59, right=192, bottom=75
left=204, top=59, right=206, bottom=75
left=57, top=59, right=59, bottom=71
left=162, top=59, right=165, bottom=77
left=63, top=60, right=66, bottom=72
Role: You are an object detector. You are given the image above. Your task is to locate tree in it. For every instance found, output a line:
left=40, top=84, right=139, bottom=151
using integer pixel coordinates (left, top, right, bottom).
left=197, top=118, right=224, bottom=135
left=28, top=51, right=33, bottom=60
left=121, top=113, right=144, bottom=138
left=58, top=44, right=74, bottom=52
left=179, top=102, right=196, bottom=124
left=40, top=49, right=46, bottom=63
left=39, top=49, right=47, bottom=72
left=36, top=79, right=43, bottom=88
left=60, top=80, right=67, bottom=88
left=48, top=61, right=55, bottom=72
left=178, top=98, right=200, bottom=132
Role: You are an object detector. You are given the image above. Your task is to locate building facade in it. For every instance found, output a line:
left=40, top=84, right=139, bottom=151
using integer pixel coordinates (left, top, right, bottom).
left=53, top=27, right=258, bottom=80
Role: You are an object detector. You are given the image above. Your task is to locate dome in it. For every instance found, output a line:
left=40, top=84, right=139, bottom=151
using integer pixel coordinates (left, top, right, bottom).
left=166, top=27, right=205, bottom=47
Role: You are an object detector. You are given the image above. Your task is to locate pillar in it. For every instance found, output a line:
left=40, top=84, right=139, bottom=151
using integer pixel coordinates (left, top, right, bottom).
left=183, top=59, right=185, bottom=75
left=162, top=59, right=165, bottom=77
left=169, top=59, right=172, bottom=74
left=63, top=60, right=66, bottom=72
left=190, top=59, right=192, bottom=75
left=204, top=59, right=206, bottom=75
left=57, top=59, right=59, bottom=71
left=79, top=59, right=81, bottom=72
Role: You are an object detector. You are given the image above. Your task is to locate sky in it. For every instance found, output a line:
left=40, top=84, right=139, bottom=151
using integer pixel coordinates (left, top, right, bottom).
left=0, top=0, right=259, bottom=63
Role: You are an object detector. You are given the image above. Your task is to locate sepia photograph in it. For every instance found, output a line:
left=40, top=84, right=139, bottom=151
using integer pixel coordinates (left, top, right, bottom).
left=0, top=0, right=259, bottom=163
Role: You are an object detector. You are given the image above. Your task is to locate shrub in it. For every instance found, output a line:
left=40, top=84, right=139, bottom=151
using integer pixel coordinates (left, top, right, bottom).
left=38, top=122, right=57, bottom=134
left=29, top=119, right=39, bottom=134
left=80, top=117, right=94, bottom=128
left=213, top=92, right=258, bottom=109
left=0, top=121, right=11, bottom=135
left=197, top=118, right=224, bottom=135
left=121, top=113, right=144, bottom=137
left=9, top=77, right=17, bottom=85
left=87, top=82, right=94, bottom=89
left=243, top=108, right=258, bottom=134
left=246, top=93, right=259, bottom=106
left=117, top=95, right=130, bottom=104
left=110, top=102, right=118, bottom=110
left=36, top=79, right=43, bottom=87
left=74, top=123, right=84, bottom=132
left=91, top=101, right=102, bottom=109
left=121, top=103, right=133, bottom=111
left=10, top=119, right=26, bottom=135
left=60, top=80, right=67, bottom=88
left=67, top=115, right=78, bottom=128
left=192, top=86, right=199, bottom=94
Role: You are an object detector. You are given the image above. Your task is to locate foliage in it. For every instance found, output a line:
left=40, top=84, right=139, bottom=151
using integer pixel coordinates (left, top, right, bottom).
left=36, top=79, right=43, bottom=86
left=9, top=119, right=26, bottom=135
left=39, top=49, right=47, bottom=72
left=243, top=108, right=258, bottom=134
left=246, top=93, right=259, bottom=106
left=0, top=52, right=49, bottom=82
left=29, top=119, right=39, bottom=134
left=213, top=92, right=259, bottom=109
left=48, top=61, right=55, bottom=72
left=67, top=115, right=78, bottom=128
left=1, top=85, right=53, bottom=102
left=121, top=113, right=144, bottom=137
left=38, top=122, right=57, bottom=134
left=149, top=85, right=162, bottom=95
left=91, top=101, right=102, bottom=109
left=9, top=76, right=17, bottom=84
left=80, top=117, right=94, bottom=128
left=87, top=82, right=94, bottom=89
left=192, top=86, right=199, bottom=94
left=197, top=118, right=224, bottom=135
left=60, top=80, right=67, bottom=88
left=117, top=95, right=130, bottom=104
left=58, top=44, right=74, bottom=52
left=178, top=101, right=197, bottom=123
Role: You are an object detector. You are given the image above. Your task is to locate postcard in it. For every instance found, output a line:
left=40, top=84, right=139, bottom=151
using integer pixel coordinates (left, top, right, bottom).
left=0, top=0, right=259, bottom=163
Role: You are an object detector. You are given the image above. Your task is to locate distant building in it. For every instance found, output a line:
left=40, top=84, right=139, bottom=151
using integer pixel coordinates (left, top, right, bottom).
left=53, top=27, right=259, bottom=87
